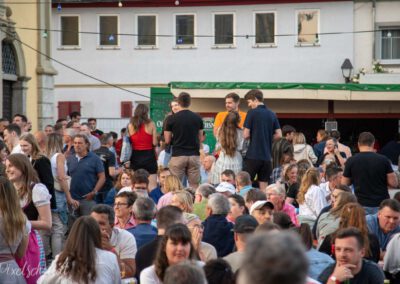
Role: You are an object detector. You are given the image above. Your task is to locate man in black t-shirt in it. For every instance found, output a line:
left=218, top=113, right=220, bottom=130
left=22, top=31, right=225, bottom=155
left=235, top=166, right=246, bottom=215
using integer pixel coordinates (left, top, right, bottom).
left=318, top=227, right=384, bottom=284
left=94, top=133, right=117, bottom=203
left=342, top=132, right=397, bottom=214
left=164, top=92, right=204, bottom=188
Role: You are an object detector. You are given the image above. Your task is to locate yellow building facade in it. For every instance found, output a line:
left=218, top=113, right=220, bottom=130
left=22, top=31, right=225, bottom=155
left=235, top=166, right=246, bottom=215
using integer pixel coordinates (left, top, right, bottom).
left=0, top=0, right=56, bottom=131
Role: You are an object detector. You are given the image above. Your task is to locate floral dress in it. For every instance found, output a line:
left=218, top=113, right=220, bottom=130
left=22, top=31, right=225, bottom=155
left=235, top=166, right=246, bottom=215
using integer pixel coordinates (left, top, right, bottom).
left=210, top=129, right=243, bottom=185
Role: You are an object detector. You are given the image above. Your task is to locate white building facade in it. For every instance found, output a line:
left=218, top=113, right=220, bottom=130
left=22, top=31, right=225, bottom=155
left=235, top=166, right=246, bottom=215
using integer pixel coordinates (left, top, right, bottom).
left=51, top=0, right=354, bottom=128
left=354, top=0, right=400, bottom=83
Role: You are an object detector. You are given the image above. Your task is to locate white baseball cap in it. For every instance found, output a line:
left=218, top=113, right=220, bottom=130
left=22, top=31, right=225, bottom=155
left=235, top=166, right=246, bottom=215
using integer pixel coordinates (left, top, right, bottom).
left=250, top=200, right=274, bottom=215
left=117, top=186, right=133, bottom=195
left=216, top=182, right=236, bottom=194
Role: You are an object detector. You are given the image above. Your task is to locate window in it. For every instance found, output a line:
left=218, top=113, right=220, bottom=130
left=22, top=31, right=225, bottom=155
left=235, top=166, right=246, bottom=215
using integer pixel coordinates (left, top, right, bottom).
left=378, top=27, right=400, bottom=61
left=2, top=43, right=17, bottom=75
left=137, top=15, right=157, bottom=47
left=254, top=12, right=276, bottom=46
left=60, top=16, right=79, bottom=46
left=175, top=14, right=195, bottom=46
left=121, top=102, right=132, bottom=118
left=296, top=10, right=319, bottom=45
left=214, top=13, right=234, bottom=46
left=99, top=15, right=119, bottom=46
left=58, top=101, right=81, bottom=119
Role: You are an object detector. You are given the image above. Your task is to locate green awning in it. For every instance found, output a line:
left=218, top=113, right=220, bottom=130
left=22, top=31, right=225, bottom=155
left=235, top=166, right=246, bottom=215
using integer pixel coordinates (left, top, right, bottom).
left=169, top=82, right=400, bottom=92
left=169, top=82, right=400, bottom=101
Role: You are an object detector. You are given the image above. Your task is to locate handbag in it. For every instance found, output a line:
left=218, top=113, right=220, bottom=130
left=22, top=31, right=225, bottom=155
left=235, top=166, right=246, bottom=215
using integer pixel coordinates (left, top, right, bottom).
left=120, top=124, right=132, bottom=163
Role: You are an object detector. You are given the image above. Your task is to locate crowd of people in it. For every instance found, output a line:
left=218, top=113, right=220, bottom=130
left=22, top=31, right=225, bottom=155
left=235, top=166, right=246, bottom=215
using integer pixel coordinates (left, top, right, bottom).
left=0, top=89, right=400, bottom=284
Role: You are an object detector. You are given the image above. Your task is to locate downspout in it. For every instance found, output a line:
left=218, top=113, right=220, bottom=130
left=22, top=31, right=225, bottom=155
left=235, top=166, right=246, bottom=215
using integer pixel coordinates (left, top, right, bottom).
left=372, top=0, right=376, bottom=61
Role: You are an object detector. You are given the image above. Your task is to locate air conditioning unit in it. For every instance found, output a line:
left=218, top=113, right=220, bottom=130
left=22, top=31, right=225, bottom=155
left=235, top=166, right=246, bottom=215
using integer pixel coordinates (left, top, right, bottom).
left=325, top=121, right=338, bottom=132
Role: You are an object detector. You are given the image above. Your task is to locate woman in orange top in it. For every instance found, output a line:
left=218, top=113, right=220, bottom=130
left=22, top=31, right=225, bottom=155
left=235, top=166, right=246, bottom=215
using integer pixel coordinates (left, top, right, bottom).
left=128, top=104, right=158, bottom=189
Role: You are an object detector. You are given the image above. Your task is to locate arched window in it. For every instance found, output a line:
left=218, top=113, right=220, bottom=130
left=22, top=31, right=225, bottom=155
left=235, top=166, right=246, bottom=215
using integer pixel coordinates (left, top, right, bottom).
left=2, top=42, right=17, bottom=75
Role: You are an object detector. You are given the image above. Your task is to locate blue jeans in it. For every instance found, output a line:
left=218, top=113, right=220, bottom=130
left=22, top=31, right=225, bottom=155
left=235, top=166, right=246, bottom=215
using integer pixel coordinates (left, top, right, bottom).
left=55, top=191, right=68, bottom=224
left=41, top=191, right=68, bottom=258
left=163, top=146, right=172, bottom=167
left=363, top=206, right=379, bottom=215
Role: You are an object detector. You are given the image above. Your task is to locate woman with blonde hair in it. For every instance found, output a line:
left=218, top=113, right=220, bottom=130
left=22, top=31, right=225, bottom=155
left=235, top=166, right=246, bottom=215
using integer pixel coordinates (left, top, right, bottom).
left=157, top=175, right=184, bottom=209
left=6, top=153, right=52, bottom=283
left=104, top=169, right=134, bottom=206
left=0, top=176, right=30, bottom=284
left=293, top=132, right=317, bottom=165
left=171, top=190, right=200, bottom=224
left=210, top=111, right=243, bottom=185
left=43, top=133, right=78, bottom=261
left=171, top=191, right=194, bottom=213
left=297, top=167, right=329, bottom=226
left=128, top=103, right=158, bottom=189
left=282, top=163, right=300, bottom=207
left=319, top=202, right=380, bottom=263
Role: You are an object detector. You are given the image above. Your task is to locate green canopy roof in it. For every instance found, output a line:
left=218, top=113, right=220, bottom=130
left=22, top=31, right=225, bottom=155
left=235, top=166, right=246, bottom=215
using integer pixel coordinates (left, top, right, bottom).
left=169, top=82, right=400, bottom=92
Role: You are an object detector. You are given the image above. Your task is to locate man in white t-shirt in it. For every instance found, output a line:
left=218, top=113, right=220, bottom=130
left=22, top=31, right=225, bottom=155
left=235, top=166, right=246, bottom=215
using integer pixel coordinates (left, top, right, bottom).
left=4, top=123, right=23, bottom=154
left=91, top=204, right=137, bottom=278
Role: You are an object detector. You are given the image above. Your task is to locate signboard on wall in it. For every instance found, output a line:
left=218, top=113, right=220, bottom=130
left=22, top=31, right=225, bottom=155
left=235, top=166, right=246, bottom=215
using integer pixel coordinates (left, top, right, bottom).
left=150, top=87, right=174, bottom=133
left=202, top=117, right=216, bottom=153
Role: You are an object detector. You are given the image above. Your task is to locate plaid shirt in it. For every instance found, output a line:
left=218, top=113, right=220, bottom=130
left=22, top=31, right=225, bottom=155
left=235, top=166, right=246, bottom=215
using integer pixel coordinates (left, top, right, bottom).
left=270, top=166, right=283, bottom=184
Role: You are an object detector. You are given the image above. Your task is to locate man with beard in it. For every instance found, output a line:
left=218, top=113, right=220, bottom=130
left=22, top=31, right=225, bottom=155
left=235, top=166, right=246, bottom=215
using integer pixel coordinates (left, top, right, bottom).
left=213, top=92, right=247, bottom=137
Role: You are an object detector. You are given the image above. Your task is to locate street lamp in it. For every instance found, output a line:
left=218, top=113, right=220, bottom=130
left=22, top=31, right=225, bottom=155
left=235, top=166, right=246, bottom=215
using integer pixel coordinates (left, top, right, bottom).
left=341, top=58, right=353, bottom=83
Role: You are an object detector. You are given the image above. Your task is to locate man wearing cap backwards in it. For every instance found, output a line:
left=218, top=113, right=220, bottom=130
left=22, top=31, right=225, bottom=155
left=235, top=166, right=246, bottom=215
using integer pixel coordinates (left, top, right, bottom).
left=250, top=200, right=274, bottom=225
left=223, top=215, right=258, bottom=272
left=215, top=181, right=236, bottom=197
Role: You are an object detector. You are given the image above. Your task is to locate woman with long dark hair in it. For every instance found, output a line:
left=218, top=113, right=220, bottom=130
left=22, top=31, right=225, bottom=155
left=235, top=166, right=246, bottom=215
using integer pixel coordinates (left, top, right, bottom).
left=128, top=104, right=158, bottom=189
left=140, top=223, right=201, bottom=283
left=0, top=176, right=29, bottom=284
left=38, top=216, right=120, bottom=283
left=6, top=153, right=52, bottom=283
left=210, top=111, right=243, bottom=185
